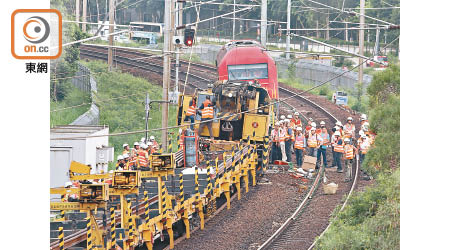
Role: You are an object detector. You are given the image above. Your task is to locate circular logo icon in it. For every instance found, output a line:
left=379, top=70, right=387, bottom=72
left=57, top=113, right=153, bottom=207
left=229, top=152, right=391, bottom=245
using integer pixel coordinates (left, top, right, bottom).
left=252, top=122, right=259, bottom=128
left=23, top=16, right=50, bottom=44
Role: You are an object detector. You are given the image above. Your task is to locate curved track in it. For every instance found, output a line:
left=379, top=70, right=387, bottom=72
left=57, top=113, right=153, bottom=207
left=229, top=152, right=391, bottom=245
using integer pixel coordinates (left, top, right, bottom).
left=78, top=45, right=361, bottom=250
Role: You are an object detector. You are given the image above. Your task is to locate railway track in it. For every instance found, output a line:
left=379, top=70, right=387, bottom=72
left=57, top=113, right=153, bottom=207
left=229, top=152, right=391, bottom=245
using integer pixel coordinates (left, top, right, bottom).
left=77, top=45, right=362, bottom=249
left=80, top=44, right=216, bottom=91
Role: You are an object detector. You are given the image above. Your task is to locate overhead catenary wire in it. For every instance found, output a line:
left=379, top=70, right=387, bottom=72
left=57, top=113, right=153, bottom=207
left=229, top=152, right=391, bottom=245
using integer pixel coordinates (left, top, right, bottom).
left=50, top=34, right=399, bottom=141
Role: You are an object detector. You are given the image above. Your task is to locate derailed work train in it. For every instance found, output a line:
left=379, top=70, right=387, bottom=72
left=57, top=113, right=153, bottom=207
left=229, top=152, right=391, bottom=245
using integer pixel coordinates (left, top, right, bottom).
left=177, top=80, right=274, bottom=171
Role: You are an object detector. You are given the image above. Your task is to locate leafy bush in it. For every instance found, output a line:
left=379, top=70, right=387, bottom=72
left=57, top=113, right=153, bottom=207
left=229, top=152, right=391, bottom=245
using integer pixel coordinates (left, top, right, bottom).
left=315, top=63, right=400, bottom=249
left=316, top=170, right=400, bottom=250
left=367, top=64, right=400, bottom=108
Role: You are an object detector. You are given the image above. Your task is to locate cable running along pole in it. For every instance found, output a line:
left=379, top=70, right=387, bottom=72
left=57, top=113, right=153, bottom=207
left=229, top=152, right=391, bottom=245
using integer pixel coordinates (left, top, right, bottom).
left=51, top=36, right=399, bottom=141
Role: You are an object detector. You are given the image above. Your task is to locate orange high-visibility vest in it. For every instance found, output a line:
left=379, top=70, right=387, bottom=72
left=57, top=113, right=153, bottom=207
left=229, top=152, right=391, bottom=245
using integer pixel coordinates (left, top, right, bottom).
left=271, top=129, right=280, bottom=143
left=137, top=151, right=148, bottom=167
left=344, top=144, right=354, bottom=159
left=334, top=140, right=344, bottom=153
left=343, top=124, right=355, bottom=137
left=186, top=105, right=196, bottom=116
left=360, top=141, right=369, bottom=154
left=202, top=106, right=214, bottom=119
left=291, top=118, right=302, bottom=127
left=307, top=133, right=317, bottom=148
left=294, top=135, right=305, bottom=149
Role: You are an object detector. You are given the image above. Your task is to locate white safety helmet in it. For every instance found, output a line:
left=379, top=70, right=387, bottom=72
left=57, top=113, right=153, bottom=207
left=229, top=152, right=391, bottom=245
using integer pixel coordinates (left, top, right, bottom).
left=361, top=114, right=367, bottom=120
left=123, top=153, right=130, bottom=158
left=280, top=115, right=286, bottom=120
left=140, top=143, right=146, bottom=148
left=123, top=143, right=129, bottom=148
left=309, top=117, right=314, bottom=122
left=336, top=121, right=343, bottom=127
left=134, top=142, right=139, bottom=146
left=362, top=135, right=367, bottom=139
left=284, top=119, right=290, bottom=123
left=334, top=132, right=340, bottom=137
left=344, top=138, right=350, bottom=143
left=320, top=121, right=325, bottom=126
left=311, top=126, right=316, bottom=131
left=117, top=155, right=124, bottom=161
left=140, top=137, right=146, bottom=142
left=287, top=115, right=293, bottom=119
left=150, top=136, right=155, bottom=141
left=347, top=116, right=353, bottom=121
left=275, top=121, right=280, bottom=126
left=64, top=181, right=72, bottom=188
left=334, top=126, right=340, bottom=131
left=296, top=127, right=302, bottom=131
left=311, top=122, right=316, bottom=128
left=294, top=111, right=300, bottom=116
left=142, top=144, right=148, bottom=149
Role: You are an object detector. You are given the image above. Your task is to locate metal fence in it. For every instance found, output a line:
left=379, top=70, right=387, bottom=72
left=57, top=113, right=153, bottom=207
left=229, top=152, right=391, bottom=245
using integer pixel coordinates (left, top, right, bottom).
left=276, top=59, right=373, bottom=90
left=70, top=63, right=99, bottom=125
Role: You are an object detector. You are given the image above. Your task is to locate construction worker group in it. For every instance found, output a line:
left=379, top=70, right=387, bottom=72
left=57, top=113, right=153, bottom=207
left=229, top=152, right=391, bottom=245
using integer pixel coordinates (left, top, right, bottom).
left=270, top=112, right=375, bottom=182
left=116, top=136, right=160, bottom=171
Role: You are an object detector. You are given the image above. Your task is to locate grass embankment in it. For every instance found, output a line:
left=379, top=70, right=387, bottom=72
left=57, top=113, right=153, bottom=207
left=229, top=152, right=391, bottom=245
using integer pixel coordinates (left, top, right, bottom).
left=50, top=86, right=91, bottom=126
left=82, top=60, right=178, bottom=169
left=315, top=64, right=400, bottom=249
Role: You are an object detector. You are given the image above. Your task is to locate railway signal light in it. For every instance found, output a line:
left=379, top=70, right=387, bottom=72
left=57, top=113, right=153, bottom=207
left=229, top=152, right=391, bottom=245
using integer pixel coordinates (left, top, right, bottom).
left=184, top=28, right=195, bottom=47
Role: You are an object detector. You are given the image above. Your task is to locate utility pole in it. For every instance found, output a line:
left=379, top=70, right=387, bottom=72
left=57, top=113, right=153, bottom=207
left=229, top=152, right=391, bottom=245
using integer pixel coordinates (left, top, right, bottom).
left=144, top=93, right=150, bottom=143
left=76, top=0, right=80, bottom=27
left=345, top=22, right=348, bottom=41
left=174, top=0, right=183, bottom=95
left=261, top=0, right=267, bottom=47
left=326, top=12, right=330, bottom=40
left=374, top=26, right=380, bottom=57
left=108, top=0, right=115, bottom=71
left=162, top=0, right=172, bottom=151
left=358, top=0, right=365, bottom=85
left=82, top=0, right=87, bottom=32
left=233, top=0, right=236, bottom=40
left=286, top=0, right=291, bottom=59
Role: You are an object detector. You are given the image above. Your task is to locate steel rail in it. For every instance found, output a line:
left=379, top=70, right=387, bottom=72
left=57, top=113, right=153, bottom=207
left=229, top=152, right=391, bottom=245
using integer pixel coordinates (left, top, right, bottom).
left=79, top=48, right=212, bottom=90
left=258, top=86, right=355, bottom=250
left=307, top=154, right=360, bottom=250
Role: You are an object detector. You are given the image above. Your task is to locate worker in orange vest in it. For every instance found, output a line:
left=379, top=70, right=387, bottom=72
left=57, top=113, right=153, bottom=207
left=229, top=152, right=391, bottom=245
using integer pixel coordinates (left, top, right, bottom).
left=332, top=132, right=344, bottom=173
left=62, top=182, right=79, bottom=202
left=122, top=143, right=130, bottom=155
left=307, top=124, right=318, bottom=157
left=116, top=155, right=125, bottom=170
left=149, top=136, right=159, bottom=154
left=270, top=121, right=282, bottom=163
left=198, top=95, right=215, bottom=140
left=185, top=97, right=197, bottom=130
left=137, top=143, right=149, bottom=168
left=316, top=121, right=330, bottom=169
left=343, top=137, right=357, bottom=181
left=284, top=118, right=294, bottom=162
left=294, top=126, right=306, bottom=169
left=343, top=117, right=356, bottom=142
left=131, top=142, right=139, bottom=158
left=290, top=112, right=302, bottom=128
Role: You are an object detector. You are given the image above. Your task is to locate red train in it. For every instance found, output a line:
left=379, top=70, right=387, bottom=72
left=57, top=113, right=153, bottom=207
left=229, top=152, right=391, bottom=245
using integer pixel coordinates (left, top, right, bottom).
left=216, top=40, right=279, bottom=99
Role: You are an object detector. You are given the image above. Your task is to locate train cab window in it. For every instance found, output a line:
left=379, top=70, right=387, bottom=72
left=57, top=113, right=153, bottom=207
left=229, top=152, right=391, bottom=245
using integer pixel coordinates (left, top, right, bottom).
left=228, top=63, right=268, bottom=80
